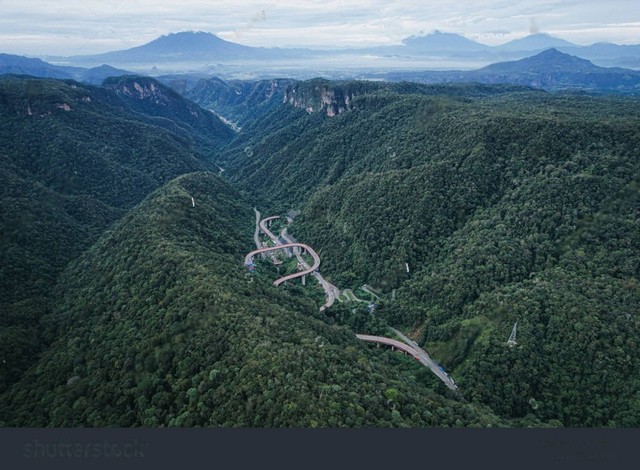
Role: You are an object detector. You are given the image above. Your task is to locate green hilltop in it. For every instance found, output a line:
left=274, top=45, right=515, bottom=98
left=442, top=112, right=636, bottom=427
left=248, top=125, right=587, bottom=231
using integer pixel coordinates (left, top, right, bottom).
left=208, top=79, right=640, bottom=426
left=1, top=74, right=639, bottom=427
left=0, top=75, right=231, bottom=393
left=2, top=172, right=503, bottom=427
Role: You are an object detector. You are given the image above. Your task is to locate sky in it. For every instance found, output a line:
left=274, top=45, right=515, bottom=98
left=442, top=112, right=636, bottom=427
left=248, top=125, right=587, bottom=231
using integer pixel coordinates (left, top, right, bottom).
left=0, top=0, right=639, bottom=56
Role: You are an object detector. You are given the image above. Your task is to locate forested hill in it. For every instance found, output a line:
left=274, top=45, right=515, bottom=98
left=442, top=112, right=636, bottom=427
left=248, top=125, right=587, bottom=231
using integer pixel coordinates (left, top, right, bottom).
left=207, top=79, right=640, bottom=426
left=179, top=77, right=295, bottom=128
left=213, top=80, right=544, bottom=206
left=103, top=75, right=235, bottom=154
left=0, top=75, right=232, bottom=393
left=2, top=172, right=503, bottom=427
left=3, top=73, right=639, bottom=428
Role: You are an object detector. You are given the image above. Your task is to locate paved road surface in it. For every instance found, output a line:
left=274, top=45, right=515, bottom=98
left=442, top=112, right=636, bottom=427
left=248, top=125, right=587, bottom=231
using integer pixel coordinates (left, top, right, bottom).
left=356, top=334, right=423, bottom=360
left=341, top=289, right=368, bottom=303
left=245, top=243, right=320, bottom=287
left=248, top=212, right=459, bottom=391
left=362, top=284, right=381, bottom=300
left=253, top=208, right=262, bottom=250
left=280, top=226, right=340, bottom=311
left=259, top=216, right=281, bottom=245
left=388, top=327, right=458, bottom=391
left=255, top=215, right=338, bottom=311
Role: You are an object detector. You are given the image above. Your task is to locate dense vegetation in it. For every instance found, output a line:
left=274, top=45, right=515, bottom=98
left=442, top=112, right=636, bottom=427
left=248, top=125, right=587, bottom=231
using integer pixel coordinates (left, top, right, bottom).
left=373, top=49, right=640, bottom=94
left=2, top=74, right=639, bottom=428
left=1, top=173, right=503, bottom=427
left=103, top=75, right=235, bottom=155
left=180, top=77, right=295, bottom=128
left=0, top=75, right=229, bottom=392
left=201, top=80, right=640, bottom=426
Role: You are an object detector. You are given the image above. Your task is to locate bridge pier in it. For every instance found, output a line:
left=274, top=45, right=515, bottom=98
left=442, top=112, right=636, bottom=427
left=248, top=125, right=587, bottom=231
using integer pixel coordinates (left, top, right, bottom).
left=302, top=275, right=306, bottom=286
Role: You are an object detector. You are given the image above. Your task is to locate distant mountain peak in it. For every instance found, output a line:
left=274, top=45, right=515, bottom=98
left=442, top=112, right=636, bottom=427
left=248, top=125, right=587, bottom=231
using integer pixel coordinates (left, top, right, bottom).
left=156, top=30, right=222, bottom=41
left=497, top=33, right=577, bottom=51
left=520, top=48, right=592, bottom=64
left=481, top=48, right=602, bottom=74
left=139, top=30, right=231, bottom=52
left=66, top=30, right=264, bottom=65
left=535, top=47, right=572, bottom=58
left=402, top=31, right=489, bottom=51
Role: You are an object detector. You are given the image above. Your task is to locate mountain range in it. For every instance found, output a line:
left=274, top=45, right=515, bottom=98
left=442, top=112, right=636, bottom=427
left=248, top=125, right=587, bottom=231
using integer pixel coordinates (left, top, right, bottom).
left=39, top=31, right=640, bottom=73
left=1, top=66, right=639, bottom=428
left=0, top=53, right=131, bottom=84
left=4, top=44, right=640, bottom=95
left=368, top=48, right=640, bottom=94
left=187, top=76, right=640, bottom=427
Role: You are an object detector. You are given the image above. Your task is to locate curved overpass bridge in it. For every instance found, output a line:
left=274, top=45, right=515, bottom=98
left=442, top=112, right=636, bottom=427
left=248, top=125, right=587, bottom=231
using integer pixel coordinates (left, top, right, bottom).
left=356, top=334, right=423, bottom=360
left=259, top=216, right=281, bottom=245
left=244, top=243, right=320, bottom=287
left=255, top=215, right=338, bottom=311
left=280, top=226, right=339, bottom=311
left=247, top=212, right=459, bottom=392
left=359, top=333, right=459, bottom=391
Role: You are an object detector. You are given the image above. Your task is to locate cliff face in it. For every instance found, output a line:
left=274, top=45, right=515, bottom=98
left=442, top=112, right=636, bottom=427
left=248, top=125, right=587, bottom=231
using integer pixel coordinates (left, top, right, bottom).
left=283, top=79, right=383, bottom=117
left=104, top=75, right=182, bottom=107
left=102, top=75, right=235, bottom=147
left=182, top=77, right=294, bottom=127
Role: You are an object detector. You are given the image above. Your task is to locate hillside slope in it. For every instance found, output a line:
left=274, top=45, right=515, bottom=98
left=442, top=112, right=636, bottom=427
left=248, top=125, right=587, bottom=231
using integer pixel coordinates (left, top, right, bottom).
left=212, top=80, right=640, bottom=426
left=103, top=75, right=235, bottom=153
left=180, top=77, right=294, bottom=128
left=0, top=76, right=230, bottom=392
left=1, top=172, right=503, bottom=427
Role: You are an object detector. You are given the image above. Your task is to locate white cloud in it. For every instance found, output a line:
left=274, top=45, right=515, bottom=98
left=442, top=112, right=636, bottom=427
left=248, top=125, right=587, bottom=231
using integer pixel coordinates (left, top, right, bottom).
left=0, top=0, right=638, bottom=55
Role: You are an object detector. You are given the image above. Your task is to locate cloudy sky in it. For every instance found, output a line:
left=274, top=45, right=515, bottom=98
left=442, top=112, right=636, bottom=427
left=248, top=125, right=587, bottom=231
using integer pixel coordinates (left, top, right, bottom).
left=1, top=0, right=639, bottom=56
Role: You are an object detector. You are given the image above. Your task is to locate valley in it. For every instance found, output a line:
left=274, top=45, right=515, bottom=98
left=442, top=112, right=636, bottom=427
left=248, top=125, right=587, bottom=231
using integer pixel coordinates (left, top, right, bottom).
left=0, top=70, right=638, bottom=428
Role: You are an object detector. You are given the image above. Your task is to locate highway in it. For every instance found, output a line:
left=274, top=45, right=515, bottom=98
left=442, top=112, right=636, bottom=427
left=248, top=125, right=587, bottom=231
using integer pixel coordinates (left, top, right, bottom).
left=280, top=226, right=340, bottom=311
left=244, top=243, right=320, bottom=287
left=388, top=327, right=459, bottom=391
left=253, top=208, right=262, bottom=250
left=259, top=216, right=281, bottom=245
left=356, top=334, right=423, bottom=360
left=358, top=333, right=458, bottom=391
left=247, top=212, right=459, bottom=391
left=253, top=214, right=338, bottom=311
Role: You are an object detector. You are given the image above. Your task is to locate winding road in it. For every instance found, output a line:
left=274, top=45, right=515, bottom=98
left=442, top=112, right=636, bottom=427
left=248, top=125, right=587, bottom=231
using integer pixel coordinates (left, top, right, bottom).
left=362, top=284, right=381, bottom=301
left=254, top=214, right=339, bottom=311
left=280, top=226, right=339, bottom=311
left=244, top=243, right=320, bottom=287
left=259, top=216, right=282, bottom=245
left=253, top=208, right=262, bottom=250
left=388, top=327, right=459, bottom=391
left=357, top=334, right=458, bottom=391
left=246, top=212, right=459, bottom=392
